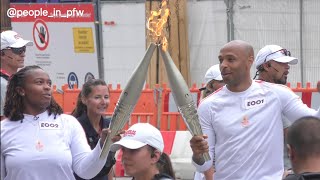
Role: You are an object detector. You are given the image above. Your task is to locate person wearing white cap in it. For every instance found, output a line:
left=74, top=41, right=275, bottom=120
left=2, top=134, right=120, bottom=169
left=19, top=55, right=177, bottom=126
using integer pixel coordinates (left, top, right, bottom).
left=199, top=64, right=224, bottom=100
left=254, top=45, right=298, bottom=85
left=1, top=30, right=33, bottom=120
left=190, top=40, right=320, bottom=180
left=254, top=45, right=298, bottom=172
left=110, top=123, right=175, bottom=180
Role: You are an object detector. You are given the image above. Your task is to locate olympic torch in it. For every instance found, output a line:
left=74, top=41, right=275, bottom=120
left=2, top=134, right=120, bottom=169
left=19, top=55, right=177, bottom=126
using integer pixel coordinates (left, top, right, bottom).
left=100, top=43, right=157, bottom=159
left=159, top=46, right=211, bottom=161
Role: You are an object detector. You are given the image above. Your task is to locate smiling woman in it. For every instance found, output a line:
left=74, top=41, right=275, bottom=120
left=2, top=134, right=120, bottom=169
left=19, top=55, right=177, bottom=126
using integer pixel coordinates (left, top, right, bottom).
left=1, top=65, right=119, bottom=180
left=71, top=79, right=116, bottom=180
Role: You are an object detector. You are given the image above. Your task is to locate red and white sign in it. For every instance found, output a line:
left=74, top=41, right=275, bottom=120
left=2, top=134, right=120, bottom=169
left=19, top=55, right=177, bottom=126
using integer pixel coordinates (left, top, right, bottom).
left=33, top=19, right=49, bottom=51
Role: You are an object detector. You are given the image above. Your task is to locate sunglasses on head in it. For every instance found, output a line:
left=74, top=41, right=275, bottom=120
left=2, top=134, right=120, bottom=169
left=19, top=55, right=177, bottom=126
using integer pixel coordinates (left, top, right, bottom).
left=5, top=46, right=26, bottom=55
left=264, top=49, right=291, bottom=63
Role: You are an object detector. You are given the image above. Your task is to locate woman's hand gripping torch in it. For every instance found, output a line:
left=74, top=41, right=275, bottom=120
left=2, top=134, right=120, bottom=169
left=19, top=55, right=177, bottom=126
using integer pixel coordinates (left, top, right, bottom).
left=100, top=43, right=157, bottom=159
left=159, top=46, right=210, bottom=162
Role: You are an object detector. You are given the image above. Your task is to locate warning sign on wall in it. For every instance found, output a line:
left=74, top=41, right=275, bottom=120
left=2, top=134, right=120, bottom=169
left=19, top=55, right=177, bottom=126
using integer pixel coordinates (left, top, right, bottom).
left=33, top=19, right=50, bottom=51
left=73, top=27, right=94, bottom=53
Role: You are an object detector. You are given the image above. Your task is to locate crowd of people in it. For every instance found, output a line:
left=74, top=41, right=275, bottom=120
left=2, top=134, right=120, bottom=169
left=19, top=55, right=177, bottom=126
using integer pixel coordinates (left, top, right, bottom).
left=1, top=29, right=320, bottom=180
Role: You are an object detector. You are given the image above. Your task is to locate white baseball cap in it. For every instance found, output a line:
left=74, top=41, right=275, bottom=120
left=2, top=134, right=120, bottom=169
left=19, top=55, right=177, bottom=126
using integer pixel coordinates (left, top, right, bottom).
left=110, top=123, right=164, bottom=153
left=204, top=64, right=223, bottom=83
left=255, top=45, right=298, bottom=69
left=1, top=30, right=33, bottom=50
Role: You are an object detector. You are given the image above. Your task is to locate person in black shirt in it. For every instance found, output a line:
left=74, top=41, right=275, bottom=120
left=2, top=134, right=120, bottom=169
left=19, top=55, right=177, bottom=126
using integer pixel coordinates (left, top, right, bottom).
left=72, top=79, right=116, bottom=180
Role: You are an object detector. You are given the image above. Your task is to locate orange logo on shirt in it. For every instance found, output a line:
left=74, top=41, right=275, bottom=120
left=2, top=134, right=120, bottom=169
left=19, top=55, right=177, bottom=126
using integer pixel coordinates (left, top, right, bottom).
left=241, top=116, right=249, bottom=127
left=35, top=140, right=44, bottom=152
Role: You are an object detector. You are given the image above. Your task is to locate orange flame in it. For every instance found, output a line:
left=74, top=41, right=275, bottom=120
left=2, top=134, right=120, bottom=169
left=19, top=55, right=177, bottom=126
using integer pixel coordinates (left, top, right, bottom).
left=147, top=0, right=170, bottom=51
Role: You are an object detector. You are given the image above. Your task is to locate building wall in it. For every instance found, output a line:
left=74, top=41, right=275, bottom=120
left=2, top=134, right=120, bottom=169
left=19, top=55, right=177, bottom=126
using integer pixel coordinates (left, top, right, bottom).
left=188, top=0, right=320, bottom=87
left=100, top=0, right=319, bottom=88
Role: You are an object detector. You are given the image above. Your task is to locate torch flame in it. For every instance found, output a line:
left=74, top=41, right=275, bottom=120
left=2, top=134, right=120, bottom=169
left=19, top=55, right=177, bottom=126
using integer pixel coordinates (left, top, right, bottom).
left=147, top=0, right=170, bottom=51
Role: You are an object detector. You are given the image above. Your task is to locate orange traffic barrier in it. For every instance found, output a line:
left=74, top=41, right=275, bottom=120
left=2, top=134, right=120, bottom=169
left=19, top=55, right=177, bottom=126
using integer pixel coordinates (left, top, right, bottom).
left=105, top=112, right=154, bottom=130
left=63, top=84, right=81, bottom=114
left=52, top=84, right=65, bottom=109
left=161, top=112, right=187, bottom=131
left=52, top=82, right=318, bottom=131
left=287, top=82, right=318, bottom=108
left=107, top=84, right=158, bottom=114
left=106, top=84, right=122, bottom=114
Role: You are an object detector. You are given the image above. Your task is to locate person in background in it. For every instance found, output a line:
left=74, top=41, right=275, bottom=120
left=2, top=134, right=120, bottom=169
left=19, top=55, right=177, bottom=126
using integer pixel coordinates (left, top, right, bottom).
left=0, top=30, right=33, bottom=120
left=1, top=65, right=120, bottom=180
left=284, top=116, right=320, bottom=180
left=254, top=45, right=298, bottom=85
left=195, top=64, right=225, bottom=180
left=190, top=40, right=320, bottom=180
left=71, top=79, right=117, bottom=180
left=199, top=64, right=225, bottom=100
left=110, top=123, right=175, bottom=180
left=254, top=44, right=298, bottom=171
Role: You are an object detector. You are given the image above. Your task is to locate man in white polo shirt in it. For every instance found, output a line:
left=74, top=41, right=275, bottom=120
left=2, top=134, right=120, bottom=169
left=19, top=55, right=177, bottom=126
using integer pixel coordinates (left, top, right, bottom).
left=190, top=40, right=320, bottom=180
left=254, top=45, right=298, bottom=171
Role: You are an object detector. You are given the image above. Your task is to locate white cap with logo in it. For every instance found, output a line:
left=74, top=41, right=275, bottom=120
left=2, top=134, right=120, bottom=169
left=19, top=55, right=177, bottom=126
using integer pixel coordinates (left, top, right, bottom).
left=204, top=64, right=223, bottom=83
left=1, top=30, right=33, bottom=50
left=110, top=123, right=164, bottom=153
left=255, top=45, right=298, bottom=69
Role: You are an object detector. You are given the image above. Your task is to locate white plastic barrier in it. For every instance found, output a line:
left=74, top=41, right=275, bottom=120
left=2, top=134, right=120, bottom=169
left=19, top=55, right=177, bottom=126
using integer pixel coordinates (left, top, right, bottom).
left=169, top=131, right=196, bottom=180
left=311, top=92, right=320, bottom=109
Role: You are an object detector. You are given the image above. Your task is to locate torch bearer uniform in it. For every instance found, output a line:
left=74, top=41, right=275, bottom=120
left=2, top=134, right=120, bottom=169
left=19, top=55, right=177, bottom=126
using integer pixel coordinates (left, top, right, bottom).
left=1, top=111, right=108, bottom=180
left=193, top=80, right=320, bottom=180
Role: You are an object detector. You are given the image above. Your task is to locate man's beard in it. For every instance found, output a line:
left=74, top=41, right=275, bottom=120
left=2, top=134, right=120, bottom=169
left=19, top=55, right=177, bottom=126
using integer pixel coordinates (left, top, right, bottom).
left=274, top=76, right=287, bottom=85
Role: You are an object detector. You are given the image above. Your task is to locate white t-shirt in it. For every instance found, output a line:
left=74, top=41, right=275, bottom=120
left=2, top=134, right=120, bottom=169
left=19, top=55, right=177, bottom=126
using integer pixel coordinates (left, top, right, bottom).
left=193, top=81, right=320, bottom=180
left=1, top=111, right=108, bottom=180
left=194, top=171, right=206, bottom=180
left=0, top=77, right=8, bottom=116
